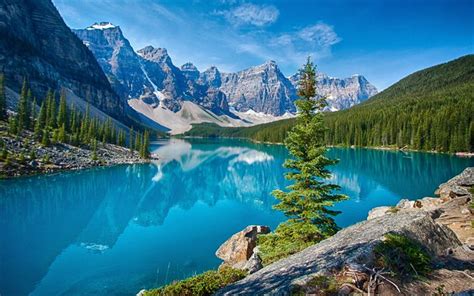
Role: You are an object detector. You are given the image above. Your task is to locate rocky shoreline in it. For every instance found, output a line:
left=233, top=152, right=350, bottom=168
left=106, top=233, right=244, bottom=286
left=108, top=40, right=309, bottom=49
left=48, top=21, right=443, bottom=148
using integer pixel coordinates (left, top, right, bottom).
left=215, top=167, right=474, bottom=295
left=0, top=130, right=149, bottom=178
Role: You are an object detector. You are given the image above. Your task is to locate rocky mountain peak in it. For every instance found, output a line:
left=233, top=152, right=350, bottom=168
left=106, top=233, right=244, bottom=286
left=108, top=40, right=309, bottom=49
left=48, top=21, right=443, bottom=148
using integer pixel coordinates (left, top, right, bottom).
left=181, top=62, right=198, bottom=71
left=181, top=62, right=200, bottom=80
left=137, top=46, right=170, bottom=64
left=199, top=66, right=222, bottom=88
left=263, top=60, right=277, bottom=68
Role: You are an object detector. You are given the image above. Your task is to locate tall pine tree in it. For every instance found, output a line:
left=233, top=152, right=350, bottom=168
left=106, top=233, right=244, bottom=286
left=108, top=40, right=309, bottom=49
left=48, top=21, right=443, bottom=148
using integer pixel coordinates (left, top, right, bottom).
left=272, top=58, right=347, bottom=237
left=17, top=79, right=31, bottom=133
left=34, top=100, right=47, bottom=140
left=0, top=73, right=7, bottom=121
left=57, top=90, right=68, bottom=130
left=260, top=58, right=348, bottom=262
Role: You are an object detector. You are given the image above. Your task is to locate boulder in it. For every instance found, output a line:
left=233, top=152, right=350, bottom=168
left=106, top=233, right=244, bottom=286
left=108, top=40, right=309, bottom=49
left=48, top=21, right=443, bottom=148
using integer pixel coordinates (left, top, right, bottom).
left=367, top=206, right=391, bottom=220
left=216, top=225, right=270, bottom=270
left=243, top=251, right=263, bottom=274
left=436, top=167, right=473, bottom=201
left=414, top=197, right=443, bottom=210
left=396, top=198, right=415, bottom=209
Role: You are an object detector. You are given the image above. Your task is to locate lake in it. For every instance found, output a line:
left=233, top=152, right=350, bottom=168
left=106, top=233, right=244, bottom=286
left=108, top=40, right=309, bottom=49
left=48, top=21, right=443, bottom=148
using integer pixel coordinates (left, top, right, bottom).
left=1, top=138, right=473, bottom=295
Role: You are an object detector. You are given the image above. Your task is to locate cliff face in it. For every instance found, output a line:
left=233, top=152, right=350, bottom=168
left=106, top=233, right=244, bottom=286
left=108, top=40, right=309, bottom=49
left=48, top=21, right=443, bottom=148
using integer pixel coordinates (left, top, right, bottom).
left=0, top=0, right=124, bottom=120
left=289, top=72, right=379, bottom=111
left=218, top=61, right=297, bottom=116
left=74, top=23, right=151, bottom=100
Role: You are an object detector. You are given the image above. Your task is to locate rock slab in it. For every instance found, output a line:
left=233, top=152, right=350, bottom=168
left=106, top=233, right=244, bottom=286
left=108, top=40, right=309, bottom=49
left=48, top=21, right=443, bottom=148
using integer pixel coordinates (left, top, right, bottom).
left=216, top=225, right=270, bottom=270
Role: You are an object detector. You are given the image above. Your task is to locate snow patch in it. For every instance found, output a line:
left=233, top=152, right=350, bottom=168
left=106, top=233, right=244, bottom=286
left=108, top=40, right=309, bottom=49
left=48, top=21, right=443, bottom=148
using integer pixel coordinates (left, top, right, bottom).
left=232, top=108, right=295, bottom=125
left=86, top=22, right=116, bottom=30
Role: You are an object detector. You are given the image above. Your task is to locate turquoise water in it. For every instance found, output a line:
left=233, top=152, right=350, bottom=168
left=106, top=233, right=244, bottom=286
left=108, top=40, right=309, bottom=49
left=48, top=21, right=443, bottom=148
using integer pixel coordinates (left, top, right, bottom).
left=1, top=138, right=473, bottom=295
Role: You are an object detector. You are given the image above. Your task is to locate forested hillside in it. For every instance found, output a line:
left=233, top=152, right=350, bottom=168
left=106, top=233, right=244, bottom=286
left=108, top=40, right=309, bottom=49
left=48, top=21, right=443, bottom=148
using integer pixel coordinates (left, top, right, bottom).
left=184, top=55, right=474, bottom=152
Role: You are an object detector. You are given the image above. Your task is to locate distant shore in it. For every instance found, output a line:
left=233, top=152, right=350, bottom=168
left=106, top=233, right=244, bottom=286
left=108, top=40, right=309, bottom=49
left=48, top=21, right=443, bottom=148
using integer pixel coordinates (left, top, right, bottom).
left=177, top=136, right=473, bottom=156
left=1, top=131, right=149, bottom=179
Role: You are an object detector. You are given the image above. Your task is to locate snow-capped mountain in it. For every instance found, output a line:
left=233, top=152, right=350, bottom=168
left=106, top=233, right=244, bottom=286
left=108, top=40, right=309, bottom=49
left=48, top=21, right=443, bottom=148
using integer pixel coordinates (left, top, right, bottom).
left=290, top=72, right=379, bottom=111
left=74, top=22, right=378, bottom=133
left=74, top=22, right=152, bottom=100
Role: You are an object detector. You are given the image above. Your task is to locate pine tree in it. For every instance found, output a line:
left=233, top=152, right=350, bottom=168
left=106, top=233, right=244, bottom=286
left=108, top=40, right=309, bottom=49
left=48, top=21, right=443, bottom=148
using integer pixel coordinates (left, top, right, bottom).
left=17, top=79, right=30, bottom=133
left=41, top=129, right=50, bottom=146
left=47, top=91, right=56, bottom=129
left=0, top=73, right=7, bottom=121
left=34, top=100, right=47, bottom=140
left=58, top=123, right=66, bottom=143
left=1, top=144, right=7, bottom=160
left=8, top=116, right=18, bottom=135
left=29, top=150, right=36, bottom=160
left=30, top=97, right=37, bottom=130
left=91, top=139, right=98, bottom=160
left=140, top=130, right=150, bottom=159
left=57, top=90, right=68, bottom=130
left=129, top=127, right=134, bottom=152
left=272, top=58, right=347, bottom=239
left=135, top=132, right=141, bottom=151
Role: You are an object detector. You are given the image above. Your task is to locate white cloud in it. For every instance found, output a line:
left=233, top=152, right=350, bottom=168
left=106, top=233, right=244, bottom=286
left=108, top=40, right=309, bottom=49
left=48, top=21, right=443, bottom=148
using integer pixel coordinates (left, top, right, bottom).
left=297, top=23, right=341, bottom=47
left=220, top=3, right=279, bottom=26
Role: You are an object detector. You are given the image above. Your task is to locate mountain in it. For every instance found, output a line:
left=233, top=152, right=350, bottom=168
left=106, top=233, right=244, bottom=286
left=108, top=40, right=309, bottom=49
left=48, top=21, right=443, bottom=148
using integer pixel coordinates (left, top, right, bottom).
left=219, top=61, right=296, bottom=116
left=289, top=72, right=378, bottom=111
left=202, top=62, right=377, bottom=116
left=74, top=21, right=378, bottom=133
left=0, top=1, right=125, bottom=121
left=73, top=22, right=153, bottom=100
left=184, top=55, right=474, bottom=153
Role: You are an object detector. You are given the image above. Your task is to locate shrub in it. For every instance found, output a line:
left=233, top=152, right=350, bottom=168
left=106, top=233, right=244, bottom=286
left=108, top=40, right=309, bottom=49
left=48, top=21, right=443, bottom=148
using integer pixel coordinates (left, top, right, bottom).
left=291, top=275, right=338, bottom=296
left=145, top=266, right=246, bottom=296
left=42, top=154, right=51, bottom=164
left=374, top=233, right=431, bottom=280
left=387, top=206, right=399, bottom=214
left=17, top=153, right=26, bottom=164
left=258, top=221, right=324, bottom=265
left=0, top=146, right=7, bottom=160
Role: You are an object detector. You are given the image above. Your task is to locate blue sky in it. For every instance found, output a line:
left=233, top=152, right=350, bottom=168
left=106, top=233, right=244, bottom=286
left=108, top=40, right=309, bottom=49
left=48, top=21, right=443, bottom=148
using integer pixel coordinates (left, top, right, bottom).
left=53, top=0, right=473, bottom=90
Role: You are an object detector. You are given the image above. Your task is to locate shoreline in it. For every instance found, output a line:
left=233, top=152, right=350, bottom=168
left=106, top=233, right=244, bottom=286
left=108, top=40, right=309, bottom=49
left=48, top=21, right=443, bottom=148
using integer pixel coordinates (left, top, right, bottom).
left=176, top=136, right=473, bottom=156
left=1, top=132, right=150, bottom=179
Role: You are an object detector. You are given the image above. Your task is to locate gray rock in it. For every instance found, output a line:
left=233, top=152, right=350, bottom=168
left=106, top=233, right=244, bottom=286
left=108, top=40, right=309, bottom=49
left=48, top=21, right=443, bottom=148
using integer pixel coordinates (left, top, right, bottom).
left=367, top=206, right=391, bottom=220
left=216, top=212, right=461, bottom=295
left=396, top=198, right=415, bottom=209
left=243, top=251, right=263, bottom=274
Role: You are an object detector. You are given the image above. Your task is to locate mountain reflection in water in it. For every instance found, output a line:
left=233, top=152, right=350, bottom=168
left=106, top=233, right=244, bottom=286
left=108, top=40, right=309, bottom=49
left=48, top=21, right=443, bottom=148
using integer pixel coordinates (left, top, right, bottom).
left=1, top=138, right=472, bottom=296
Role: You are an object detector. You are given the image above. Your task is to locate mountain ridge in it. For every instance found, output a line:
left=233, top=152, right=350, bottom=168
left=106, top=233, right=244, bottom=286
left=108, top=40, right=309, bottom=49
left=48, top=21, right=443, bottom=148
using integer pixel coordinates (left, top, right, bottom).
left=73, top=21, right=378, bottom=132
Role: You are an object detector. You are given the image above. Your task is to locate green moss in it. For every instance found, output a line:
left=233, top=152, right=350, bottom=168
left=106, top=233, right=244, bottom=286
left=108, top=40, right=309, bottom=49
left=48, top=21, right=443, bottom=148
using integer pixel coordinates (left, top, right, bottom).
left=291, top=275, right=339, bottom=296
left=374, top=233, right=431, bottom=280
left=144, top=266, right=246, bottom=296
left=387, top=206, right=400, bottom=214
left=258, top=221, right=325, bottom=266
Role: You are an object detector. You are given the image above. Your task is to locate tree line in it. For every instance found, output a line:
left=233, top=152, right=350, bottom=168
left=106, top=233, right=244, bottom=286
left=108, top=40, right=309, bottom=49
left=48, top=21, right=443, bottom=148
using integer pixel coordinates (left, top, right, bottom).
left=183, top=55, right=474, bottom=153
left=0, top=75, right=150, bottom=159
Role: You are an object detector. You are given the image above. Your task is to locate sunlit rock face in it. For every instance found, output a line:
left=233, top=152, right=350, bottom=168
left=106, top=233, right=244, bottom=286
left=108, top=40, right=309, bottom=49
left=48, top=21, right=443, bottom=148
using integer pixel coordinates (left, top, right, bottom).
left=289, top=72, right=378, bottom=111
left=74, top=23, right=153, bottom=100
left=217, top=61, right=297, bottom=116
